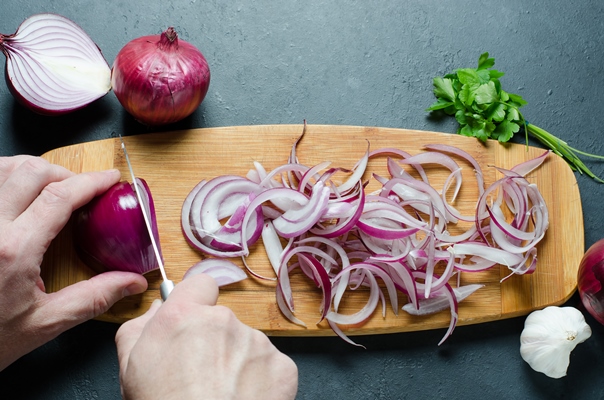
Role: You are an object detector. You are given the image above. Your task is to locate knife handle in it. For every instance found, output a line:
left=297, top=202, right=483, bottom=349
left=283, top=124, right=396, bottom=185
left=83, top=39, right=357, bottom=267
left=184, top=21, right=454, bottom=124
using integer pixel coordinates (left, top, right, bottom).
left=160, top=280, right=175, bottom=301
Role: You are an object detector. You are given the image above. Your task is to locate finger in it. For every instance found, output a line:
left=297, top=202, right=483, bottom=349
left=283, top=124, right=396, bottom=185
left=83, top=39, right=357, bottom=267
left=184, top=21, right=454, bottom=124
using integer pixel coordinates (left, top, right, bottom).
left=36, top=271, right=148, bottom=336
left=14, top=169, right=121, bottom=247
left=165, top=273, right=219, bottom=307
left=115, top=299, right=162, bottom=375
left=0, top=157, right=74, bottom=221
left=0, top=155, right=37, bottom=185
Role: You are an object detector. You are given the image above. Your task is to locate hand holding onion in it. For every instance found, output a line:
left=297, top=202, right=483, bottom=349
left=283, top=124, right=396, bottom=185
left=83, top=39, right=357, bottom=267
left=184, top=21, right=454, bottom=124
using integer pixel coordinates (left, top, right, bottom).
left=115, top=273, right=298, bottom=399
left=0, top=156, right=147, bottom=372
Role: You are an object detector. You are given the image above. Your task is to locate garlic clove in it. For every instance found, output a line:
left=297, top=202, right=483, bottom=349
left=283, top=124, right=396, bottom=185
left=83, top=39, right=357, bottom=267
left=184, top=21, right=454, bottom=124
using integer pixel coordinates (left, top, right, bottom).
left=520, top=306, right=592, bottom=379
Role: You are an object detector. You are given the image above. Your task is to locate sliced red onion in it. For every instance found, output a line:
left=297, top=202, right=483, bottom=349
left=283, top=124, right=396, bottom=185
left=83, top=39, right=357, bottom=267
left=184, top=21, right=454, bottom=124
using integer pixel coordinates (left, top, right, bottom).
left=424, top=143, right=486, bottom=194
left=262, top=220, right=284, bottom=275
left=397, top=151, right=463, bottom=200
left=511, top=150, right=551, bottom=177
left=272, top=181, right=331, bottom=238
left=0, top=13, right=111, bottom=115
left=181, top=134, right=551, bottom=346
left=403, top=283, right=484, bottom=316
left=326, top=272, right=380, bottom=326
left=312, top=183, right=365, bottom=238
left=297, top=254, right=332, bottom=323
left=449, top=242, right=524, bottom=267
left=369, top=147, right=430, bottom=184
left=183, top=258, right=247, bottom=287
left=297, top=161, right=332, bottom=193
left=336, top=142, right=369, bottom=194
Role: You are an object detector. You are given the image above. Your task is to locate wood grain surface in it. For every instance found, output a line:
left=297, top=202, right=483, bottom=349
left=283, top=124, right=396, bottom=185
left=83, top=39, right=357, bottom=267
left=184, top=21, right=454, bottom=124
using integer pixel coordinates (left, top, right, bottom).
left=40, top=125, right=583, bottom=336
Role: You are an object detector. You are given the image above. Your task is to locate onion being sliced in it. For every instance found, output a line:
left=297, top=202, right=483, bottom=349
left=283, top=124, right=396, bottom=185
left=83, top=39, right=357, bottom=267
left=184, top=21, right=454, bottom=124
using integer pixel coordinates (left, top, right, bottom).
left=75, top=178, right=161, bottom=274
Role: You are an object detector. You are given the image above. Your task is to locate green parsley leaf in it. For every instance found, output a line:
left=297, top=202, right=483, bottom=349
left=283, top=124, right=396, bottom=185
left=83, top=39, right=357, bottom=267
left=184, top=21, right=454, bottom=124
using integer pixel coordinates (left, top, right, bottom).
left=426, top=98, right=454, bottom=112
left=432, top=77, right=455, bottom=102
left=507, top=92, right=528, bottom=107
left=492, top=120, right=519, bottom=142
left=456, top=68, right=481, bottom=85
left=427, top=52, right=604, bottom=182
left=477, top=52, right=494, bottom=70
left=474, top=81, right=499, bottom=105
left=485, top=102, right=506, bottom=122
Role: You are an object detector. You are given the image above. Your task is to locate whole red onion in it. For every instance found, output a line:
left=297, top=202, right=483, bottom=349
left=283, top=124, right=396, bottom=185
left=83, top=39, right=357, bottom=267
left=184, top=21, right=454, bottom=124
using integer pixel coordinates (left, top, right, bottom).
left=577, top=239, right=604, bottom=325
left=111, top=27, right=210, bottom=126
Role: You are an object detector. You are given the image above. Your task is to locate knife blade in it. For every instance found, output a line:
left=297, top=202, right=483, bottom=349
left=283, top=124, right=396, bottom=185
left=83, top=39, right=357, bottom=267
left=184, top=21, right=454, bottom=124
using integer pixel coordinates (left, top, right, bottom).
left=119, top=136, right=174, bottom=300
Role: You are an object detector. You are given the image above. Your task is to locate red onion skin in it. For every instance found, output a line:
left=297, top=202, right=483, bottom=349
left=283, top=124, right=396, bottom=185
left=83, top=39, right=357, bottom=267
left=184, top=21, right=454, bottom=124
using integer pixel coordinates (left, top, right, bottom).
left=74, top=180, right=161, bottom=275
left=578, top=239, right=604, bottom=325
left=111, top=27, right=210, bottom=126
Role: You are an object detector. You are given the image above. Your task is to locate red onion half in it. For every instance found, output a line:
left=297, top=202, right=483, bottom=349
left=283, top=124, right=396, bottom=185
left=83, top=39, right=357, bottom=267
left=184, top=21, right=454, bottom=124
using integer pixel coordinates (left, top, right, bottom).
left=0, top=13, right=111, bottom=115
left=111, top=27, right=211, bottom=126
left=75, top=178, right=162, bottom=275
left=578, top=239, right=604, bottom=325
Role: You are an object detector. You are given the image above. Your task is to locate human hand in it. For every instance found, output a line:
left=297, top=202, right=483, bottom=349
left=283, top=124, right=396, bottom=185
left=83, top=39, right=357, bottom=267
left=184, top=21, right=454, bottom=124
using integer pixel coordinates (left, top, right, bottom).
left=115, top=273, right=299, bottom=400
left=0, top=156, right=148, bottom=371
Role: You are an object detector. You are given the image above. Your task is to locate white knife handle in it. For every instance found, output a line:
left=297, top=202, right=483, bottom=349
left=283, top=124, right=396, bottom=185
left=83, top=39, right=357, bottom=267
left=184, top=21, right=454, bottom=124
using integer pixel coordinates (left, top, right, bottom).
left=160, top=280, right=175, bottom=301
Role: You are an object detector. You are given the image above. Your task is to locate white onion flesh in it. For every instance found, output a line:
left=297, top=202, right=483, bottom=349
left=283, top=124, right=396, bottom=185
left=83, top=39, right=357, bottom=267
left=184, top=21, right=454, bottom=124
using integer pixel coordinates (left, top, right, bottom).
left=181, top=131, right=551, bottom=346
left=0, top=13, right=111, bottom=114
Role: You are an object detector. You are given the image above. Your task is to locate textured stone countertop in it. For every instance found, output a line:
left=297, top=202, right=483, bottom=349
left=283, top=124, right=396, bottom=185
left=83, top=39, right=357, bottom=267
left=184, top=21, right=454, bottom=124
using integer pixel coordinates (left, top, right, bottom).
left=1, top=1, right=603, bottom=399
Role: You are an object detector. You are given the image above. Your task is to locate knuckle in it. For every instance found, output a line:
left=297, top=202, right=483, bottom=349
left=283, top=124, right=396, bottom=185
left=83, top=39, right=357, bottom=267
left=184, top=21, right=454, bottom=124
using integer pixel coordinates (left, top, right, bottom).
left=90, top=294, right=112, bottom=318
left=207, top=304, right=237, bottom=324
left=22, top=157, right=51, bottom=176
left=39, top=181, right=72, bottom=207
left=79, top=282, right=112, bottom=319
left=0, top=155, right=28, bottom=176
left=0, top=238, right=18, bottom=265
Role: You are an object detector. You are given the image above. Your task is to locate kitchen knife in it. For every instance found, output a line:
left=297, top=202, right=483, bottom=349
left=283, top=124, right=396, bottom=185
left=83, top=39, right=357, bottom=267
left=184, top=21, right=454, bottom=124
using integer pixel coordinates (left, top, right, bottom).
left=120, top=136, right=174, bottom=300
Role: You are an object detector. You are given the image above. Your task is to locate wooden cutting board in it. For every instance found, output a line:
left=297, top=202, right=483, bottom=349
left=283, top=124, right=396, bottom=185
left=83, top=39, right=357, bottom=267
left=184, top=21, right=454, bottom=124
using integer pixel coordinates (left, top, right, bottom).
left=40, top=125, right=583, bottom=337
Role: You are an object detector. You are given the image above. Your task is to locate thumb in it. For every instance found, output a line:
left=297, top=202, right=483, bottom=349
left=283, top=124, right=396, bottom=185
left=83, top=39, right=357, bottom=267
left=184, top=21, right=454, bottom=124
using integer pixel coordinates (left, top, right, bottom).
left=40, top=271, right=148, bottom=334
left=115, top=299, right=162, bottom=375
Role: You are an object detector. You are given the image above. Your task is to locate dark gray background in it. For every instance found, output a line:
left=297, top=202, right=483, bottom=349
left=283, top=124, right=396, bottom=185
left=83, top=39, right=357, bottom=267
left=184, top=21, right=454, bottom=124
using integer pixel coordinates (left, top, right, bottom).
left=1, top=1, right=603, bottom=399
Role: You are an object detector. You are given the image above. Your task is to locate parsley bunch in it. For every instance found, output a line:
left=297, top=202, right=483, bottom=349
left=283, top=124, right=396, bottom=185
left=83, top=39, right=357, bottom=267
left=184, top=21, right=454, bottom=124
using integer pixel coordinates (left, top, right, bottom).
left=427, top=52, right=604, bottom=182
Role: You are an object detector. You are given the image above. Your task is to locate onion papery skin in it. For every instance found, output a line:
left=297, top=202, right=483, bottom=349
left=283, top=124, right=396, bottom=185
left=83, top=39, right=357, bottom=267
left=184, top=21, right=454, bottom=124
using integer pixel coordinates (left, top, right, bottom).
left=111, top=27, right=210, bottom=126
left=74, top=179, right=162, bottom=275
left=0, top=13, right=111, bottom=115
left=578, top=239, right=604, bottom=325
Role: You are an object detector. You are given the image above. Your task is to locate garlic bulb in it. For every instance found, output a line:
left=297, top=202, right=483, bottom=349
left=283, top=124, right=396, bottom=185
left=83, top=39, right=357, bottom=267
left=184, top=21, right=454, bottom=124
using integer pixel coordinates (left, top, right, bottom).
left=520, top=306, right=591, bottom=379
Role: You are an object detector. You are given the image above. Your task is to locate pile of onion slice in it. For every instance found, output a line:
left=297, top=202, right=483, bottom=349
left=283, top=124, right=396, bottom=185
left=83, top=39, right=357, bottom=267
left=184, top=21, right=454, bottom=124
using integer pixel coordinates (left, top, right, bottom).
left=182, top=132, right=550, bottom=346
left=0, top=13, right=111, bottom=115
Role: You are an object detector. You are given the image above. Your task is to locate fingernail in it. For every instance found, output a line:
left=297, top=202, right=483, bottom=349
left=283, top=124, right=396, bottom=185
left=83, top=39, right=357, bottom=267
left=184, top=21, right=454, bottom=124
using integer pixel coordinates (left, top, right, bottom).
left=104, top=168, right=121, bottom=177
left=123, top=281, right=146, bottom=297
left=182, top=269, right=202, bottom=280
left=144, top=299, right=163, bottom=315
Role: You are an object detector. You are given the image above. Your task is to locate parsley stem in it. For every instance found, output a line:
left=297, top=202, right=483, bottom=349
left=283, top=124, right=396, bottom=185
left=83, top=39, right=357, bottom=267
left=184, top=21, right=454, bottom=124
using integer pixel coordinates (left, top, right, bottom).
left=526, top=123, right=604, bottom=183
